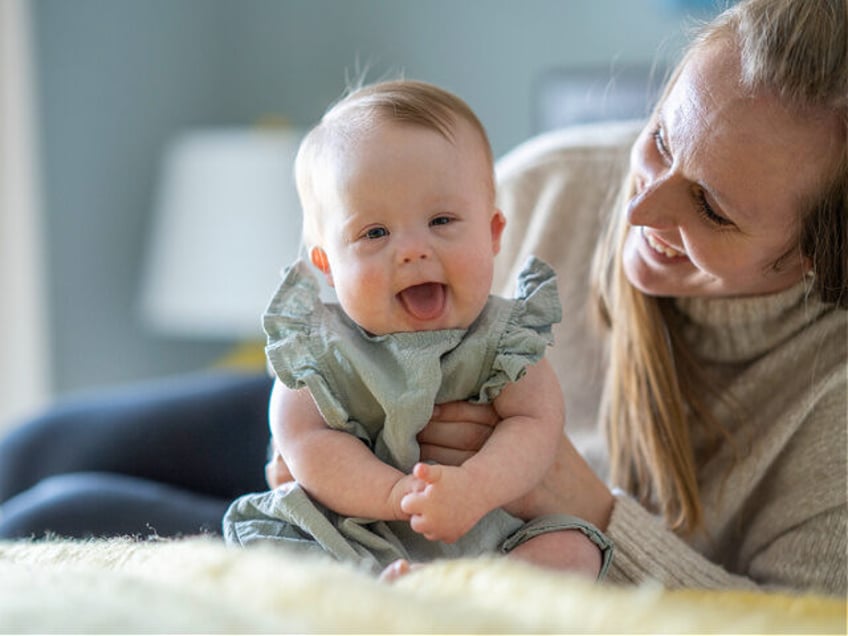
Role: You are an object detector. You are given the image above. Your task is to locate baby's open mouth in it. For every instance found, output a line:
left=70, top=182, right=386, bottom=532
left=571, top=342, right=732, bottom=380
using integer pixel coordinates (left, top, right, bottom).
left=398, top=283, right=446, bottom=321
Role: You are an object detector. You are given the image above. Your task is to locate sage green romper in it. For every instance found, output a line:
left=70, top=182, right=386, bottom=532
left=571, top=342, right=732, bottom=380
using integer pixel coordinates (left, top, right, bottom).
left=223, top=256, right=573, bottom=573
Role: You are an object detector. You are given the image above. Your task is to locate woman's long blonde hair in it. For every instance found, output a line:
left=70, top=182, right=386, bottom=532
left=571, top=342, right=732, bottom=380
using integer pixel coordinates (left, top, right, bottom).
left=591, top=0, right=848, bottom=534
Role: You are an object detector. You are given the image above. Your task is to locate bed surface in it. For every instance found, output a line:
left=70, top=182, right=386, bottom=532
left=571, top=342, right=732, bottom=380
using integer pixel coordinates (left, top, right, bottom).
left=1, top=536, right=844, bottom=633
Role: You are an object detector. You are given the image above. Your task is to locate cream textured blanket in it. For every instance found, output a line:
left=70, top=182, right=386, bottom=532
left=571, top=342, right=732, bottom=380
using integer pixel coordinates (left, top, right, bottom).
left=0, top=536, right=844, bottom=633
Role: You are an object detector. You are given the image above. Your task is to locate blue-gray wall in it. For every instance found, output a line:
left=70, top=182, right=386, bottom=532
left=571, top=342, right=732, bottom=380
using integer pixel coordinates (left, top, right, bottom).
left=31, top=0, right=721, bottom=397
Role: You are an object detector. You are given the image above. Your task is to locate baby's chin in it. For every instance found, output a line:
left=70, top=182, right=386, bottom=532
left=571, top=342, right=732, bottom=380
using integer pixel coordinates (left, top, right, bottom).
left=359, top=311, right=474, bottom=336
left=352, top=295, right=487, bottom=335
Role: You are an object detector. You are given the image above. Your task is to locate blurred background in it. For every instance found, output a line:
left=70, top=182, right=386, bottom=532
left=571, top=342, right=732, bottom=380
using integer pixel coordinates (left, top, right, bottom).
left=1, top=0, right=725, bottom=434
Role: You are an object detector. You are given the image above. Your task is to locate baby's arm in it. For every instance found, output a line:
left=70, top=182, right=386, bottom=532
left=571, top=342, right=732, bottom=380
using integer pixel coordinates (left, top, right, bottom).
left=402, top=358, right=564, bottom=542
left=270, top=379, right=417, bottom=521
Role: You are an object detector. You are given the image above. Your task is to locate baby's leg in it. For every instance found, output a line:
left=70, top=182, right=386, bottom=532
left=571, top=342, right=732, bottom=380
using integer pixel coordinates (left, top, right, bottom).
left=379, top=531, right=602, bottom=584
left=507, top=530, right=602, bottom=579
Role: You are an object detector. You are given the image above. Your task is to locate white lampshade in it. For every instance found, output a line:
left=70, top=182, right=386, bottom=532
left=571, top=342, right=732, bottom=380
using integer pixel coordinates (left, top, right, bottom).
left=139, top=127, right=304, bottom=339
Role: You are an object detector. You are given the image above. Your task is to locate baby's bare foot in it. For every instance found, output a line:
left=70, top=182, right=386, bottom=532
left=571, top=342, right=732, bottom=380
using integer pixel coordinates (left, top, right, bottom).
left=378, top=559, right=421, bottom=583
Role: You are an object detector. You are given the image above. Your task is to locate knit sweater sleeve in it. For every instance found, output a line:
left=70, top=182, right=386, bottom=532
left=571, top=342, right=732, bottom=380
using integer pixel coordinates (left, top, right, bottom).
left=605, top=495, right=759, bottom=590
left=606, top=497, right=847, bottom=593
left=606, top=378, right=848, bottom=596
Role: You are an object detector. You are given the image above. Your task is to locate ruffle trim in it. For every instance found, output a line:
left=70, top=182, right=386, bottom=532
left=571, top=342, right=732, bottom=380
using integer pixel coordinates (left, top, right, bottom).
left=477, top=256, right=561, bottom=401
left=263, top=261, right=366, bottom=436
left=263, top=256, right=561, bottom=410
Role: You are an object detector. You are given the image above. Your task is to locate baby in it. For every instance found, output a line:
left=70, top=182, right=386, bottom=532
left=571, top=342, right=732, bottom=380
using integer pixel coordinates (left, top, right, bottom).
left=224, top=80, right=599, bottom=576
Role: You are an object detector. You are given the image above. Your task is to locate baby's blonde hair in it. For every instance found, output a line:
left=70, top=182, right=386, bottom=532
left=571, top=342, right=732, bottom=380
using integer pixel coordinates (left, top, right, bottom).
left=294, top=79, right=495, bottom=250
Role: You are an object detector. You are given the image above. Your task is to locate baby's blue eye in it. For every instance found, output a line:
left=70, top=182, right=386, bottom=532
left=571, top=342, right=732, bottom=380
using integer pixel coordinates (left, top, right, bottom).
left=364, top=227, right=388, bottom=240
left=430, top=215, right=452, bottom=226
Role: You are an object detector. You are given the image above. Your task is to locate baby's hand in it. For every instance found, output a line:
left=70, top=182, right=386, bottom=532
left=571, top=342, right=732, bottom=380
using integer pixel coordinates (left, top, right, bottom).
left=400, top=463, right=489, bottom=543
left=388, top=472, right=425, bottom=521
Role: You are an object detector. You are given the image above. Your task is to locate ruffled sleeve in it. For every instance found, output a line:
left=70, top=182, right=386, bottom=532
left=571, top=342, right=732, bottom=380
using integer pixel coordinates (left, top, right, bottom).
left=263, top=260, right=324, bottom=386
left=262, top=260, right=366, bottom=438
left=476, top=256, right=562, bottom=402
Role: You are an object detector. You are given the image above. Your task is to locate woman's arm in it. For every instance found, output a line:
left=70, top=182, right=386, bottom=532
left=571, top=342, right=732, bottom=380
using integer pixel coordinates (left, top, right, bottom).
left=401, top=358, right=565, bottom=543
left=418, top=403, right=751, bottom=585
left=417, top=399, right=612, bottom=530
left=414, top=399, right=613, bottom=574
left=418, top=400, right=847, bottom=594
left=270, top=380, right=414, bottom=521
left=606, top=383, right=847, bottom=594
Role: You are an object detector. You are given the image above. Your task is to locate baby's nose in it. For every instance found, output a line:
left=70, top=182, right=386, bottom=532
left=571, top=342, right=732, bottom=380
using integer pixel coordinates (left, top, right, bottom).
left=402, top=252, right=428, bottom=263
left=397, top=235, right=432, bottom=264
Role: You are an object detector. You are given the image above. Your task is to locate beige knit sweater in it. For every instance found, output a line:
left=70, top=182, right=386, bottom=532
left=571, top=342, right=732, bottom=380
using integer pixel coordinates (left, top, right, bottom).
left=493, top=121, right=847, bottom=597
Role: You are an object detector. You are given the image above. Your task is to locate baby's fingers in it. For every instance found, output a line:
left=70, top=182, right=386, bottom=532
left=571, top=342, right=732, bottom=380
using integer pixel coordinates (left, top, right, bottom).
left=409, top=513, right=439, bottom=541
left=400, top=489, right=425, bottom=515
left=412, top=462, right=442, bottom=484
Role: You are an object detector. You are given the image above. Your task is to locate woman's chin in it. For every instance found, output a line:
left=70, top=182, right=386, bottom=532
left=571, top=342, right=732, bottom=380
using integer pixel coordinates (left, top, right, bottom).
left=622, top=239, right=703, bottom=298
left=623, top=251, right=672, bottom=297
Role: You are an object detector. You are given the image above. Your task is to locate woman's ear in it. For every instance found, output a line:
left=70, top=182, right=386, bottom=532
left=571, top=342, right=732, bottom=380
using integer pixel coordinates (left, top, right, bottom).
left=490, top=209, right=506, bottom=255
left=310, top=247, right=334, bottom=286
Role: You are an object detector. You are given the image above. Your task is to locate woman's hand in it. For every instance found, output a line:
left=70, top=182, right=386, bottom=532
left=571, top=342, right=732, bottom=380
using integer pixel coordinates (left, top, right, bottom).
left=419, top=400, right=614, bottom=532
left=267, top=400, right=496, bottom=489
left=417, top=401, right=498, bottom=466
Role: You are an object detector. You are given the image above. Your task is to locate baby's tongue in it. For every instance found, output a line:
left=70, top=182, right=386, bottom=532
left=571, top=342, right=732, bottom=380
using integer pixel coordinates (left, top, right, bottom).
left=398, top=283, right=446, bottom=321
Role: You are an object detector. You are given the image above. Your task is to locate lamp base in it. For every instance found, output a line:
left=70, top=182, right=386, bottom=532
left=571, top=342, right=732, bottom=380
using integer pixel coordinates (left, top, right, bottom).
left=213, top=341, right=266, bottom=372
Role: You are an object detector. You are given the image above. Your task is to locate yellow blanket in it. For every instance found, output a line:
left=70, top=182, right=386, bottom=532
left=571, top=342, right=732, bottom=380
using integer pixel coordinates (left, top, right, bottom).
left=0, top=537, right=843, bottom=633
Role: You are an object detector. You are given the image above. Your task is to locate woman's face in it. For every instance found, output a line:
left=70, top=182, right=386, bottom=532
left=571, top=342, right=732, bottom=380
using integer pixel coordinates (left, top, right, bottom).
left=623, top=40, right=842, bottom=299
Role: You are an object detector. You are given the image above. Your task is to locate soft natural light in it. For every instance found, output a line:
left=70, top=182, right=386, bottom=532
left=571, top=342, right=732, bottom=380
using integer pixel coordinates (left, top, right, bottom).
left=0, top=0, right=49, bottom=432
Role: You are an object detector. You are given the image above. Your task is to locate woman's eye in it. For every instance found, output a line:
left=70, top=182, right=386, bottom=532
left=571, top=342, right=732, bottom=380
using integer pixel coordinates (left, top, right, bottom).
left=694, top=189, right=733, bottom=227
left=652, top=125, right=671, bottom=163
left=430, top=215, right=452, bottom=227
left=363, top=226, right=388, bottom=240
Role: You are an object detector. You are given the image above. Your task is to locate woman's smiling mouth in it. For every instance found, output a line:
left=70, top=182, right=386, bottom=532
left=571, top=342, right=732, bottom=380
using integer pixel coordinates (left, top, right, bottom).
left=642, top=227, right=686, bottom=260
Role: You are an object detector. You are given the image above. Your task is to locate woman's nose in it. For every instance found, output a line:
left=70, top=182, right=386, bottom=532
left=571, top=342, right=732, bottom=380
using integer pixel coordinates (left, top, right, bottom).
left=627, top=172, right=681, bottom=230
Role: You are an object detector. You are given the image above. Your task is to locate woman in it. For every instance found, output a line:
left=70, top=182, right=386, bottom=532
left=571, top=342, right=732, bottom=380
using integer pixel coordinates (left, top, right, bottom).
left=410, top=0, right=847, bottom=593
left=2, top=0, right=845, bottom=596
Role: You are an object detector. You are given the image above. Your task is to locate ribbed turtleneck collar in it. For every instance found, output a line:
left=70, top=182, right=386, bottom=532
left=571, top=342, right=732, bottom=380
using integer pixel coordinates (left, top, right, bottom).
left=673, top=279, right=832, bottom=363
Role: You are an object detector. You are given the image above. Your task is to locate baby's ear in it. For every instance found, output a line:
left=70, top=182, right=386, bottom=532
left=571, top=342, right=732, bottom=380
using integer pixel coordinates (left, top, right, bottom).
left=490, top=209, right=506, bottom=255
left=310, top=247, right=334, bottom=286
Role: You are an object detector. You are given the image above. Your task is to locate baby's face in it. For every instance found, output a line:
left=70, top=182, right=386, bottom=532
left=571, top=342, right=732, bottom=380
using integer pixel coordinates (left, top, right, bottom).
left=311, top=118, right=504, bottom=335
